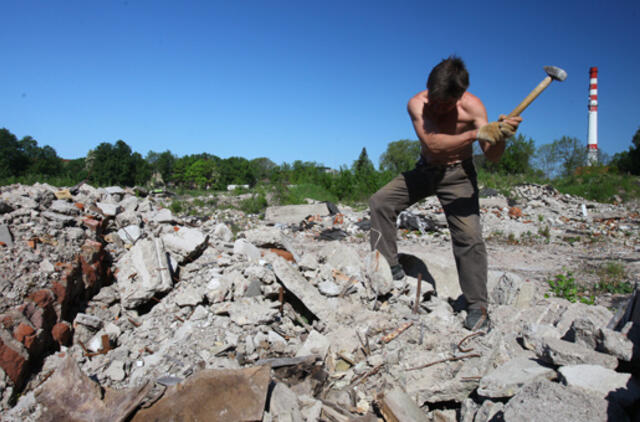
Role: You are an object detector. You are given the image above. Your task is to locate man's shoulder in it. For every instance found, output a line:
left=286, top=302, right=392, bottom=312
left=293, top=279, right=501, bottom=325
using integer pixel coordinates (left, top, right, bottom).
left=459, top=92, right=485, bottom=114
left=407, top=90, right=428, bottom=117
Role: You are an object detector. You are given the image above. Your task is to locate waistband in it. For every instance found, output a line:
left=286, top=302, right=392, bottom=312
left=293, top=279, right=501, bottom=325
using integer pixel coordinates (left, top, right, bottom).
left=419, top=156, right=473, bottom=169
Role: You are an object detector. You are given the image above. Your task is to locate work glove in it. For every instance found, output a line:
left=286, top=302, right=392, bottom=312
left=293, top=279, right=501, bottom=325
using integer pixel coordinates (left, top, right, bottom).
left=477, top=120, right=516, bottom=146
left=498, top=114, right=517, bottom=138
left=477, top=122, right=504, bottom=146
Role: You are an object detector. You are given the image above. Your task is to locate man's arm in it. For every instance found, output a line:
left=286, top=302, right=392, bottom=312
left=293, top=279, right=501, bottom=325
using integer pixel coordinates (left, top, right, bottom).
left=479, top=114, right=523, bottom=163
left=407, top=93, right=477, bottom=155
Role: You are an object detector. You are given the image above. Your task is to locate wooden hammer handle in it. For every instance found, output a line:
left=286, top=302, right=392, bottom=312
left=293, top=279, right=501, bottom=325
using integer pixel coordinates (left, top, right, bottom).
left=508, top=76, right=552, bottom=117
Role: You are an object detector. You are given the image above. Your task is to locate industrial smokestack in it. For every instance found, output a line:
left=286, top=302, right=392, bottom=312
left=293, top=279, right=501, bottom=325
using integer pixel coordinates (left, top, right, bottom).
left=587, top=67, right=598, bottom=165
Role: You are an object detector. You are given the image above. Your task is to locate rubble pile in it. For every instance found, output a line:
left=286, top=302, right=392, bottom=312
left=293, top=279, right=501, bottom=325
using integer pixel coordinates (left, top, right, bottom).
left=0, top=182, right=639, bottom=421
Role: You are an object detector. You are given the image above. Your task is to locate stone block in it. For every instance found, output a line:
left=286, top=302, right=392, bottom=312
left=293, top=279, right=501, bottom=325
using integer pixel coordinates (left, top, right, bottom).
left=559, top=364, right=640, bottom=407
left=535, top=336, right=618, bottom=369
left=478, top=356, right=556, bottom=398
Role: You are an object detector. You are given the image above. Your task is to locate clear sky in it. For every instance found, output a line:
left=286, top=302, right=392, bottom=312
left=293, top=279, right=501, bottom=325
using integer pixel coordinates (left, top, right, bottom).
left=2, top=0, right=639, bottom=169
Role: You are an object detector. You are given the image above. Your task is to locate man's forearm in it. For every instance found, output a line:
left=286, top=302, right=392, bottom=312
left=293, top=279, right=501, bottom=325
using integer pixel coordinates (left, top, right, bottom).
left=419, top=129, right=478, bottom=155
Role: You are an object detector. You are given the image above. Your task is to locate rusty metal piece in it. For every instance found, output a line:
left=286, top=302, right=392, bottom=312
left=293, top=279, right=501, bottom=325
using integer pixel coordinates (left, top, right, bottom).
left=350, top=363, right=384, bottom=387
left=174, top=315, right=184, bottom=323
left=356, top=330, right=370, bottom=356
left=457, top=331, right=485, bottom=353
left=405, top=353, right=481, bottom=372
left=382, top=321, right=413, bottom=344
left=413, top=273, right=422, bottom=314
left=462, top=376, right=482, bottom=381
left=128, top=317, right=141, bottom=327
left=33, top=369, right=55, bottom=389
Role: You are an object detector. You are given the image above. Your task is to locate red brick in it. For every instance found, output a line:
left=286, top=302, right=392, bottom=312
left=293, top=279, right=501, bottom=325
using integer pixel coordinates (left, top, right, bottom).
left=28, top=289, right=55, bottom=309
left=13, top=323, right=35, bottom=343
left=2, top=316, right=13, bottom=329
left=0, top=330, right=29, bottom=387
left=269, top=248, right=295, bottom=262
left=82, top=217, right=100, bottom=232
left=51, top=322, right=72, bottom=346
left=508, top=207, right=523, bottom=218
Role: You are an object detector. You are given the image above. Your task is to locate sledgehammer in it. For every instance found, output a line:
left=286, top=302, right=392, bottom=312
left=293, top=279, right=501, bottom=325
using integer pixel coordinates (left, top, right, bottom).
left=508, top=66, right=567, bottom=117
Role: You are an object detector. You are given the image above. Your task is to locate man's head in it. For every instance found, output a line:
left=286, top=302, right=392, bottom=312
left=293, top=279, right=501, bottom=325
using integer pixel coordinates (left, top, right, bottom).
left=426, top=56, right=469, bottom=111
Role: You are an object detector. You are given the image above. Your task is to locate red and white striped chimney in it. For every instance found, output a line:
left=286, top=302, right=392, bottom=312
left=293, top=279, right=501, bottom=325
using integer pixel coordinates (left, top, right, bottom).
left=587, top=66, right=598, bottom=164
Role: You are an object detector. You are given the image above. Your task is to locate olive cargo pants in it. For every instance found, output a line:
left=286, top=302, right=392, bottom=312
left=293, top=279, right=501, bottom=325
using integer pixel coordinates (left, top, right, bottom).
left=368, top=158, right=488, bottom=310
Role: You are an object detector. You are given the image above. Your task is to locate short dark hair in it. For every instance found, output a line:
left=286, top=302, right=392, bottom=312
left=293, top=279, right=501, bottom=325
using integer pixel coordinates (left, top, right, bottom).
left=427, top=56, right=469, bottom=101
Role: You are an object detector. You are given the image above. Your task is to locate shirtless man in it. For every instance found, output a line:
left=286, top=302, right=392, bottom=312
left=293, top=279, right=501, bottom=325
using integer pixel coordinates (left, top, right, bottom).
left=368, top=56, right=522, bottom=330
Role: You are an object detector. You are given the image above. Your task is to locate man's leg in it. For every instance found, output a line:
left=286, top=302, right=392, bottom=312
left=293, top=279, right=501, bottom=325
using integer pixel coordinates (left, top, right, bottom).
left=369, top=163, right=438, bottom=268
left=436, top=161, right=488, bottom=311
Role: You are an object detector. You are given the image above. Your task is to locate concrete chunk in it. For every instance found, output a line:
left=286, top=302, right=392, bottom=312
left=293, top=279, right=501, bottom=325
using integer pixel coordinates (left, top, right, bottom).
left=265, top=203, right=329, bottom=224
left=535, top=336, right=618, bottom=369
left=379, top=389, right=428, bottom=422
left=501, top=379, right=628, bottom=422
left=559, top=364, right=640, bottom=407
left=272, top=258, right=331, bottom=321
left=478, top=356, right=556, bottom=398
left=116, top=238, right=173, bottom=309
left=162, top=227, right=208, bottom=263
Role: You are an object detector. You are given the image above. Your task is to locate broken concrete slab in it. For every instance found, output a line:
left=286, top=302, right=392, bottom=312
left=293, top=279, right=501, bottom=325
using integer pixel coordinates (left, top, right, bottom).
left=477, top=356, right=556, bottom=398
left=365, top=251, right=393, bottom=296
left=535, top=336, right=618, bottom=369
left=162, top=226, right=208, bottom=263
left=212, top=223, right=233, bottom=242
left=296, top=330, right=330, bottom=360
left=597, top=328, right=634, bottom=361
left=490, top=272, right=534, bottom=307
left=559, top=364, right=640, bottom=407
left=268, top=382, right=304, bottom=422
left=95, top=202, right=121, bottom=217
left=501, top=379, right=628, bottom=422
left=378, top=388, right=428, bottom=422
left=233, top=238, right=261, bottom=262
left=265, top=203, right=330, bottom=224
left=116, top=238, right=173, bottom=309
left=35, top=353, right=151, bottom=422
left=272, top=257, right=332, bottom=321
left=223, top=297, right=279, bottom=326
left=0, top=224, right=14, bottom=247
left=49, top=199, right=80, bottom=216
left=131, top=365, right=270, bottom=422
left=117, top=225, right=142, bottom=245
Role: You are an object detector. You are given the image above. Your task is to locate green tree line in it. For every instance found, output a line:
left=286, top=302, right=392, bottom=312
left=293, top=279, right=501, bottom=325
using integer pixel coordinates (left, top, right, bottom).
left=2, top=126, right=639, bottom=203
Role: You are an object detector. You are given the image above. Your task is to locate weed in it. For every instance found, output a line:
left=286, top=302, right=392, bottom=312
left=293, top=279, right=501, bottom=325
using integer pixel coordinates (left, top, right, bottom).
left=538, top=215, right=544, bottom=222
left=562, top=236, right=581, bottom=245
left=546, top=271, right=594, bottom=304
left=538, top=225, right=550, bottom=239
left=169, top=200, right=183, bottom=214
left=239, top=193, right=268, bottom=215
left=592, top=262, right=633, bottom=295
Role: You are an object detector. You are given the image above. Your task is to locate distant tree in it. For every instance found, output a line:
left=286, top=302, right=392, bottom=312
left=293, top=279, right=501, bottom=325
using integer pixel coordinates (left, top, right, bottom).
left=146, top=150, right=176, bottom=182
left=330, top=166, right=356, bottom=200
left=611, top=126, right=640, bottom=175
left=250, top=157, right=277, bottom=182
left=87, top=140, right=150, bottom=186
left=379, top=139, right=421, bottom=174
left=184, top=159, right=217, bottom=188
left=353, top=147, right=378, bottom=197
left=534, top=136, right=588, bottom=178
left=0, top=128, right=29, bottom=178
left=483, top=134, right=535, bottom=175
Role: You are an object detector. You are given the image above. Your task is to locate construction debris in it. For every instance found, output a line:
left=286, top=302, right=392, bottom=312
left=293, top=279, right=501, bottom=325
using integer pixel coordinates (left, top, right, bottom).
left=0, top=182, right=639, bottom=421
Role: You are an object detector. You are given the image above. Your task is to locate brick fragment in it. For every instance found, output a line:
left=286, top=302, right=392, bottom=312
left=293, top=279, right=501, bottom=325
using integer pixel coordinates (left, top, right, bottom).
left=0, top=328, right=29, bottom=387
left=52, top=322, right=72, bottom=346
left=13, top=323, right=35, bottom=343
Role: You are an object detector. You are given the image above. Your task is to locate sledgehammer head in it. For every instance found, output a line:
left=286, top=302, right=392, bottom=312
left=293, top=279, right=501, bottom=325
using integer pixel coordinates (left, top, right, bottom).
left=544, top=66, right=567, bottom=82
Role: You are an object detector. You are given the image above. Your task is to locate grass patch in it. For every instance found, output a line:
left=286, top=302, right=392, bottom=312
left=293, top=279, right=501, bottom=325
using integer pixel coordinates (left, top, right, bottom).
left=554, top=170, right=640, bottom=203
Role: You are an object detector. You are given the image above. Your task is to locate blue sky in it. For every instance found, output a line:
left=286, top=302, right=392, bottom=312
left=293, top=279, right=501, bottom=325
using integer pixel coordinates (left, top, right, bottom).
left=2, top=0, right=639, bottom=169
